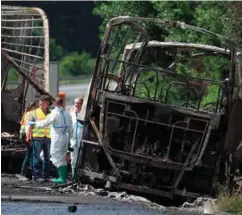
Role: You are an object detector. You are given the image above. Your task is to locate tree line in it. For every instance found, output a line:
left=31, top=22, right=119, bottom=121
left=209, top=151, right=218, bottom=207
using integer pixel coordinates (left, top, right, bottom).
left=7, top=1, right=242, bottom=80
left=93, top=1, right=241, bottom=46
left=57, top=1, right=241, bottom=78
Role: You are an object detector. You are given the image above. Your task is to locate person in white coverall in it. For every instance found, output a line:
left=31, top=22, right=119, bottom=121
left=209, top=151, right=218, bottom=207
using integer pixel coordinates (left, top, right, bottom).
left=70, top=97, right=84, bottom=179
left=28, top=97, right=73, bottom=184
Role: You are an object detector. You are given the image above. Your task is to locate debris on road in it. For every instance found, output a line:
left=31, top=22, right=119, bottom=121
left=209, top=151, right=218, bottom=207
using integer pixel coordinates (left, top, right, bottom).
left=182, top=197, right=216, bottom=208
left=68, top=205, right=77, bottom=213
left=1, top=132, right=16, bottom=138
left=1, top=174, right=204, bottom=215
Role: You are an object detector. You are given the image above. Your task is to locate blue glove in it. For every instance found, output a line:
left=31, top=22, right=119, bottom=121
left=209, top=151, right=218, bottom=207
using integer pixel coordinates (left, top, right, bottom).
left=27, top=121, right=36, bottom=126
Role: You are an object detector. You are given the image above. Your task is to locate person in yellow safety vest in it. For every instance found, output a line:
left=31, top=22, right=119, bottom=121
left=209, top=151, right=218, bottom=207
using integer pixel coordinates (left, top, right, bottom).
left=69, top=97, right=84, bottom=180
left=28, top=97, right=73, bottom=184
left=19, top=100, right=38, bottom=181
left=28, top=95, right=53, bottom=182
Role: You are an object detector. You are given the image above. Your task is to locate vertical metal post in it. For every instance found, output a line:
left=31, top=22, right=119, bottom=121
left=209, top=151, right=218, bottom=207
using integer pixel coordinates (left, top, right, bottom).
left=33, top=7, right=50, bottom=92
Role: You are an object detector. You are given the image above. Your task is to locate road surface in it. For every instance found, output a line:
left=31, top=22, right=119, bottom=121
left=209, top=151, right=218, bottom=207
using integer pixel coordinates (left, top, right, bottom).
left=1, top=175, right=203, bottom=215
left=59, top=83, right=89, bottom=111
left=1, top=201, right=165, bottom=215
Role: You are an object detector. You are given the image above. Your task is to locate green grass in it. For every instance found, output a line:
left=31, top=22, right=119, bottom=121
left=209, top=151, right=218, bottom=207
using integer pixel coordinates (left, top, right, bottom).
left=59, top=78, right=90, bottom=85
left=216, top=192, right=242, bottom=214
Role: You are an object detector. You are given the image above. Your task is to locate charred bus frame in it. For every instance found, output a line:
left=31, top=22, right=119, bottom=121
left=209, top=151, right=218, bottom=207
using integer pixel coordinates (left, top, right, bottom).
left=77, top=17, right=240, bottom=199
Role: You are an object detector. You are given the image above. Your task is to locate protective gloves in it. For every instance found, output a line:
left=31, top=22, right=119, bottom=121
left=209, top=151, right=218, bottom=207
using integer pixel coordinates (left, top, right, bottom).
left=27, top=121, right=36, bottom=126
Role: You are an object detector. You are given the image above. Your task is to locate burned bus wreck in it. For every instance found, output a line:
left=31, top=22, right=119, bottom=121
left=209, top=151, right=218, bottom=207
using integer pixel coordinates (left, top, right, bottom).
left=1, top=5, right=54, bottom=172
left=78, top=17, right=241, bottom=199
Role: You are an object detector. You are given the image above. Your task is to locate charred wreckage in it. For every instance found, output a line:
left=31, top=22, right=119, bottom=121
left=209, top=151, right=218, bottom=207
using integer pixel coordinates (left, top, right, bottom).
left=76, top=17, right=242, bottom=200
left=1, top=8, right=242, bottom=200
left=1, top=5, right=54, bottom=172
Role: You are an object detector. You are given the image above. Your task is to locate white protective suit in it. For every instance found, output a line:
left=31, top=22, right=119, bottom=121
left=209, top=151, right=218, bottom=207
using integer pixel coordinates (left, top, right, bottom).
left=35, top=106, right=73, bottom=168
left=70, top=111, right=84, bottom=167
left=69, top=79, right=91, bottom=168
left=77, top=76, right=92, bottom=121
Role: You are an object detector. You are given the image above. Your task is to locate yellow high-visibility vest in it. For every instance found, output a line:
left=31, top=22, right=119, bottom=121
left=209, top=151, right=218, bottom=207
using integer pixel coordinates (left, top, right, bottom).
left=19, top=111, right=31, bottom=136
left=31, top=108, right=51, bottom=139
left=19, top=113, right=27, bottom=135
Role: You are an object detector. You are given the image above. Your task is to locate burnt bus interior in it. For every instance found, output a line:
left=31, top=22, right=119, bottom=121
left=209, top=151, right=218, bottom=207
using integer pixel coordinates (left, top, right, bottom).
left=79, top=17, right=240, bottom=199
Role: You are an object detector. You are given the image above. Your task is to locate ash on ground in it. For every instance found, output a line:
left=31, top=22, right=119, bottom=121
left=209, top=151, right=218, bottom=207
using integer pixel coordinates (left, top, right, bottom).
left=2, top=174, right=205, bottom=215
left=56, top=183, right=205, bottom=214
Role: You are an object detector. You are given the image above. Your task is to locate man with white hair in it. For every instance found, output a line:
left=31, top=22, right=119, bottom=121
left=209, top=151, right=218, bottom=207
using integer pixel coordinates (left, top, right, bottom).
left=70, top=97, right=84, bottom=180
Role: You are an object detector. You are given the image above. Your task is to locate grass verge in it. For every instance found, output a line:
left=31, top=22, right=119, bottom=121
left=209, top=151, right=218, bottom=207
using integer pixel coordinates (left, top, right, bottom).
left=216, top=191, right=242, bottom=214
left=59, top=79, right=90, bottom=85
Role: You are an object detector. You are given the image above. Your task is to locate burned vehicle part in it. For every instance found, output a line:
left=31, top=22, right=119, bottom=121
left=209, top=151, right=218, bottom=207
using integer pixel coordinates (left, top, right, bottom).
left=1, top=5, right=55, bottom=172
left=223, top=53, right=242, bottom=191
left=1, top=5, right=53, bottom=134
left=77, top=17, right=240, bottom=199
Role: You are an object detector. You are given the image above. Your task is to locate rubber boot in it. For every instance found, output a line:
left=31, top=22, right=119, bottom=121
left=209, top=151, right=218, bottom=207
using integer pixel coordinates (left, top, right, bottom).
left=51, top=165, right=67, bottom=184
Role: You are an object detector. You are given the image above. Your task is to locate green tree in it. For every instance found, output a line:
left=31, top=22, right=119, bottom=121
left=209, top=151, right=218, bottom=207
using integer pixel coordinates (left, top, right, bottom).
left=225, top=2, right=242, bottom=46
left=50, top=38, right=64, bottom=61
left=59, top=51, right=95, bottom=77
left=93, top=1, right=240, bottom=46
left=93, top=1, right=157, bottom=39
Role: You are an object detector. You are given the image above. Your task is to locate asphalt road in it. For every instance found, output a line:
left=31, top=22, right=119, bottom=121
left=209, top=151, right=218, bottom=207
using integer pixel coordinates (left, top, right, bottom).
left=1, top=175, right=203, bottom=215
left=59, top=84, right=89, bottom=111
left=1, top=175, right=165, bottom=215
left=1, top=201, right=165, bottom=215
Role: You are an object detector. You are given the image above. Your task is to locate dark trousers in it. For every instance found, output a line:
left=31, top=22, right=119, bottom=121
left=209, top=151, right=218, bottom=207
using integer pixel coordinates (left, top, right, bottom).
left=21, top=142, right=33, bottom=176
left=32, top=138, right=51, bottom=179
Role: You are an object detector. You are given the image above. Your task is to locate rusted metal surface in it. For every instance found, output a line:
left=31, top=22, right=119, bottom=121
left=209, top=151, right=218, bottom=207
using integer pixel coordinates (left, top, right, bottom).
left=1, top=5, right=53, bottom=135
left=32, top=7, right=50, bottom=93
left=2, top=51, right=54, bottom=98
left=1, top=6, right=54, bottom=167
left=2, top=147, right=26, bottom=158
left=1, top=132, right=26, bottom=159
left=237, top=53, right=242, bottom=99
left=89, top=118, right=121, bottom=177
left=1, top=5, right=49, bottom=80
left=77, top=16, right=242, bottom=200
